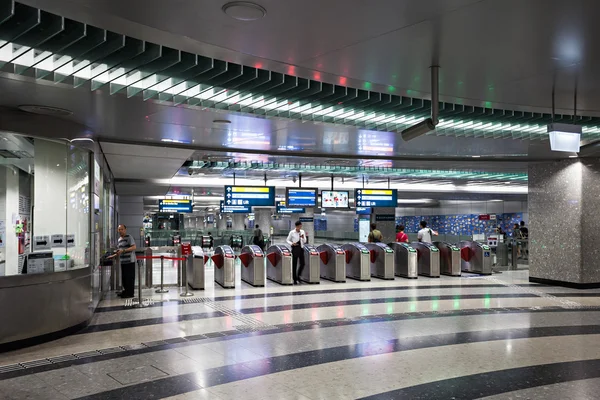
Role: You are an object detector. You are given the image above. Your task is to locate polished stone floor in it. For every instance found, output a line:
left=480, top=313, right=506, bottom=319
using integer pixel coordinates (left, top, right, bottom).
left=2, top=265, right=600, bottom=399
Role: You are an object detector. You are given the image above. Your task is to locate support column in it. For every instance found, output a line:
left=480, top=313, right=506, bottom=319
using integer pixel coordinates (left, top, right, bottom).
left=232, top=214, right=245, bottom=230
left=253, top=208, right=272, bottom=238
left=529, top=159, right=600, bottom=288
left=298, top=209, right=315, bottom=244
left=370, top=207, right=396, bottom=243
left=117, top=196, right=144, bottom=246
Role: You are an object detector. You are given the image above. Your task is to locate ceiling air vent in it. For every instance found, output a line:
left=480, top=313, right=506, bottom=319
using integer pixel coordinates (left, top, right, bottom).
left=18, top=105, right=73, bottom=117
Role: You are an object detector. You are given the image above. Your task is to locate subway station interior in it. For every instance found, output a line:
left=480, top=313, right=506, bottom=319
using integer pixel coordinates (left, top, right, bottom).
left=2, top=0, right=600, bottom=399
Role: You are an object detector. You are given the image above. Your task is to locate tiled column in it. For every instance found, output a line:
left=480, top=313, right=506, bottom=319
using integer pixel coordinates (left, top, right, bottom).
left=253, top=208, right=272, bottom=237
left=529, top=159, right=600, bottom=288
left=232, top=214, right=246, bottom=230
left=298, top=208, right=315, bottom=244
left=370, top=207, right=396, bottom=243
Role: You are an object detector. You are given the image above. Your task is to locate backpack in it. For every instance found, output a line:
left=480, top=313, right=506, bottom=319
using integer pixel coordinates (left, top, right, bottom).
left=370, top=230, right=382, bottom=243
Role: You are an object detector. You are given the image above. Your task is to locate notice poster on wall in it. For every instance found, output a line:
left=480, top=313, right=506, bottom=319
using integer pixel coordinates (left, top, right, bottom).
left=0, top=220, right=5, bottom=248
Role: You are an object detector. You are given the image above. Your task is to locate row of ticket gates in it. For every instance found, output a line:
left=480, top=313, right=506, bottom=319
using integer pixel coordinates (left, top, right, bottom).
left=189, top=241, right=493, bottom=289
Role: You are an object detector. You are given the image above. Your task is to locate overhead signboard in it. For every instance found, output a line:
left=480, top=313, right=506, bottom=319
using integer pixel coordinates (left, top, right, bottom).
left=158, top=199, right=193, bottom=213
left=286, top=188, right=318, bottom=208
left=276, top=201, right=305, bottom=214
left=220, top=201, right=251, bottom=214
left=354, top=189, right=397, bottom=207
left=224, top=185, right=275, bottom=207
left=356, top=207, right=372, bottom=215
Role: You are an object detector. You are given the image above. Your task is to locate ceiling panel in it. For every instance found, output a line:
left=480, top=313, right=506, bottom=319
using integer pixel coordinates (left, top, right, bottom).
left=115, top=182, right=170, bottom=197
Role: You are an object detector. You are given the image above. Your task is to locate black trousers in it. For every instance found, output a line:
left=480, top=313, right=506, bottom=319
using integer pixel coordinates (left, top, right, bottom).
left=121, top=262, right=136, bottom=295
left=292, top=246, right=305, bottom=282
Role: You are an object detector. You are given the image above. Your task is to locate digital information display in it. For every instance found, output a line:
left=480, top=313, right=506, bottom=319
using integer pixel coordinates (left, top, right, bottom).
left=159, top=199, right=193, bottom=213
left=354, top=189, right=397, bottom=207
left=356, top=207, right=372, bottom=215
left=321, top=190, right=349, bottom=208
left=276, top=201, right=305, bottom=214
left=220, top=200, right=251, bottom=214
left=224, top=185, right=276, bottom=207
left=286, top=188, right=318, bottom=207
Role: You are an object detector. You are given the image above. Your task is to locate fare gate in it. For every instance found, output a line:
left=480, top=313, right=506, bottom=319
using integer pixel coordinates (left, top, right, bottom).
left=364, top=243, right=395, bottom=280
left=239, top=245, right=265, bottom=287
left=411, top=242, right=441, bottom=278
left=301, top=244, right=321, bottom=284
left=341, top=243, right=371, bottom=281
left=433, top=242, right=462, bottom=277
left=266, top=244, right=294, bottom=285
left=388, top=242, right=418, bottom=279
left=317, top=243, right=346, bottom=283
left=213, top=245, right=236, bottom=288
left=459, top=241, right=493, bottom=275
left=187, top=247, right=206, bottom=290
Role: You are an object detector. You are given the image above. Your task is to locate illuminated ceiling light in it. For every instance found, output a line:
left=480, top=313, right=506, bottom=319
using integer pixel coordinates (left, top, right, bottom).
left=402, top=66, right=439, bottom=141
left=547, top=123, right=581, bottom=152
left=222, top=2, right=266, bottom=21
left=569, top=155, right=578, bottom=158
left=472, top=155, right=481, bottom=158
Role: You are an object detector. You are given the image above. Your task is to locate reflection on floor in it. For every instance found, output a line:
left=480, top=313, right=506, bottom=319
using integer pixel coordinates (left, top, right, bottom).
left=2, top=266, right=600, bottom=399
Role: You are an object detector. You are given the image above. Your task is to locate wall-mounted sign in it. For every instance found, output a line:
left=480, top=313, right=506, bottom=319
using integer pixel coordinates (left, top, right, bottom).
left=224, top=186, right=275, bottom=207
left=299, top=217, right=314, bottom=223
left=158, top=199, right=193, bottom=213
left=33, top=235, right=51, bottom=251
left=51, top=234, right=65, bottom=248
left=479, top=214, right=490, bottom=221
left=356, top=207, right=372, bottom=215
left=375, top=214, right=395, bottom=222
left=355, top=189, right=397, bottom=207
left=220, top=200, right=251, bottom=214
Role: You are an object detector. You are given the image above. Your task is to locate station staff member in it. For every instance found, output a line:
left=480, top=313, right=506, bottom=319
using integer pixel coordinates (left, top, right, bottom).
left=109, top=224, right=137, bottom=298
left=286, top=220, right=306, bottom=284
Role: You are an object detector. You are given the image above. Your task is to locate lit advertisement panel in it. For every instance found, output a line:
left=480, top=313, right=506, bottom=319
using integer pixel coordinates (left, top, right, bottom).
left=321, top=190, right=349, bottom=208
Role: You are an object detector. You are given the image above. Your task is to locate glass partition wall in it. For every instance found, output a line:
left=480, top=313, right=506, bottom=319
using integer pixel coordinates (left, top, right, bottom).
left=0, top=132, right=91, bottom=276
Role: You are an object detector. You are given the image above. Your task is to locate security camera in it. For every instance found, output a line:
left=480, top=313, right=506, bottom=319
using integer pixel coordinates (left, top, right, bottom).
left=188, top=169, right=193, bottom=176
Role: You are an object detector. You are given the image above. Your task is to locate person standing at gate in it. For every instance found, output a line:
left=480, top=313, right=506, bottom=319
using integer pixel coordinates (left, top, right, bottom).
left=110, top=224, right=137, bottom=298
left=286, top=220, right=306, bottom=285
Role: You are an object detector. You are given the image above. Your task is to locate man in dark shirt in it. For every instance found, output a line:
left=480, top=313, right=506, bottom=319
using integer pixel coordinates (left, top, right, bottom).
left=110, top=224, right=137, bottom=298
left=519, top=221, right=529, bottom=238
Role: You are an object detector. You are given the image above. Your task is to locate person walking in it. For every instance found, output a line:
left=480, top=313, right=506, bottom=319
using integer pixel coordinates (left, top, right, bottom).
left=368, top=223, right=383, bottom=243
left=253, top=224, right=265, bottom=250
left=417, top=221, right=438, bottom=243
left=110, top=224, right=137, bottom=299
left=395, top=225, right=409, bottom=243
left=286, top=221, right=306, bottom=284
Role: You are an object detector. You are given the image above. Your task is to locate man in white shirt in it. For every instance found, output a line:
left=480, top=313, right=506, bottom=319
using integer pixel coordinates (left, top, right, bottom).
left=417, top=220, right=438, bottom=244
left=286, top=220, right=306, bottom=284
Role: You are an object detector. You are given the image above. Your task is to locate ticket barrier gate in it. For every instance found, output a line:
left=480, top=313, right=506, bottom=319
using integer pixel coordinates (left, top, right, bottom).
left=459, top=241, right=493, bottom=275
left=212, top=245, right=236, bottom=288
left=364, top=243, right=395, bottom=280
left=341, top=243, right=371, bottom=281
left=411, top=242, right=440, bottom=278
left=201, top=235, right=213, bottom=250
left=388, top=243, right=418, bottom=279
left=433, top=242, right=461, bottom=277
left=300, top=244, right=321, bottom=284
left=239, top=245, right=265, bottom=287
left=187, top=247, right=206, bottom=290
left=266, top=244, right=294, bottom=285
left=317, top=243, right=346, bottom=282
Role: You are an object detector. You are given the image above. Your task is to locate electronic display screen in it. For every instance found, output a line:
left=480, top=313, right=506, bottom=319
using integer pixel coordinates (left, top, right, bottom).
left=286, top=188, right=318, bottom=207
left=321, top=190, right=349, bottom=208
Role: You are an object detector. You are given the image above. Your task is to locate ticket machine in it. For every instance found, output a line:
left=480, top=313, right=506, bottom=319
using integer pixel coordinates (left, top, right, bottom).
left=364, top=243, right=395, bottom=280
left=341, top=243, right=371, bottom=281
left=239, top=245, right=265, bottom=287
left=459, top=241, right=493, bottom=275
left=212, top=245, right=236, bottom=288
left=411, top=242, right=441, bottom=278
left=317, top=243, right=346, bottom=282
left=301, top=244, right=321, bottom=284
left=266, top=244, right=294, bottom=285
left=388, top=242, right=418, bottom=279
left=433, top=242, right=462, bottom=277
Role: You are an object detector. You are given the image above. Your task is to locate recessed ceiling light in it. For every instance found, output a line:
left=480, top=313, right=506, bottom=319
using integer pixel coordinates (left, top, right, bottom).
left=472, top=155, right=481, bottom=158
left=222, top=2, right=266, bottom=21
left=569, top=155, right=578, bottom=158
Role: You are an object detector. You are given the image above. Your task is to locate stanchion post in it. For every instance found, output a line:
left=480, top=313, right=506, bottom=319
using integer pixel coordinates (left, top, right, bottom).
left=180, top=254, right=194, bottom=297
left=145, top=247, right=153, bottom=288
left=155, top=255, right=168, bottom=293
left=177, top=244, right=183, bottom=287
left=133, top=260, right=149, bottom=308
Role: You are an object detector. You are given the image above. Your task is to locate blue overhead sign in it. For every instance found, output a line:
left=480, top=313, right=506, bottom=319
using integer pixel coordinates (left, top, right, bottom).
left=224, top=185, right=276, bottom=207
left=354, top=189, right=397, bottom=207
left=220, top=201, right=251, bottom=214
left=356, top=207, right=372, bottom=215
left=276, top=202, right=305, bottom=214
left=158, top=199, right=193, bottom=213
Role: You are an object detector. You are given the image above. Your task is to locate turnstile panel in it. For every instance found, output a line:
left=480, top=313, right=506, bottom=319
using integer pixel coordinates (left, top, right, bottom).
left=365, top=243, right=395, bottom=280
left=317, top=243, right=346, bottom=282
left=342, top=243, right=371, bottom=281
left=411, top=242, right=441, bottom=278
left=187, top=247, right=205, bottom=290
left=266, top=244, right=294, bottom=285
left=433, top=241, right=461, bottom=277
left=213, top=245, right=235, bottom=288
left=240, top=245, right=265, bottom=287
left=301, top=244, right=321, bottom=284
left=459, top=241, right=493, bottom=275
left=388, top=242, right=418, bottom=278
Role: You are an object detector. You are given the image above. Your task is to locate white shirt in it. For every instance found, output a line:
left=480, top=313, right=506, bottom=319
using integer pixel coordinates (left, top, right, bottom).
left=286, top=229, right=306, bottom=249
left=418, top=228, right=433, bottom=244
